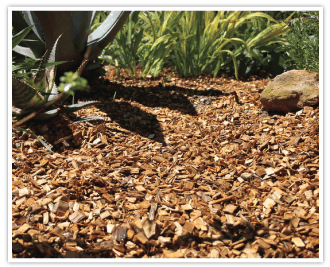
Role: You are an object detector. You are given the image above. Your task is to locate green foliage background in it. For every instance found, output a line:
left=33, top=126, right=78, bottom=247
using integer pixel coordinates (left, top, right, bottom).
left=274, top=11, right=319, bottom=72
left=100, top=10, right=319, bottom=79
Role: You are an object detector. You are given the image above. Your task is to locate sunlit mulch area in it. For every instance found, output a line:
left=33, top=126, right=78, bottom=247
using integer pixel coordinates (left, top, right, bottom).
left=12, top=68, right=319, bottom=258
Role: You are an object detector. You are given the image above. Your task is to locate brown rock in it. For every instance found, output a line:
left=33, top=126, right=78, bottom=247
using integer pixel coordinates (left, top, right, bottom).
left=260, top=70, right=319, bottom=112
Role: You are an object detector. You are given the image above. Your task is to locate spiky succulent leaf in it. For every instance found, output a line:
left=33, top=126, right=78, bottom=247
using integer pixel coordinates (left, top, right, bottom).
left=16, top=127, right=53, bottom=153
left=89, top=11, right=97, bottom=29
left=43, top=34, right=62, bottom=94
left=13, top=11, right=129, bottom=76
left=87, top=11, right=130, bottom=61
left=32, top=50, right=48, bottom=91
left=71, top=12, right=93, bottom=54
left=72, top=116, right=105, bottom=123
left=12, top=24, right=34, bottom=49
left=12, top=11, right=45, bottom=59
left=12, top=10, right=128, bottom=125
left=12, top=45, right=37, bottom=58
left=61, top=100, right=100, bottom=112
left=12, top=34, right=63, bottom=113
left=12, top=77, right=45, bottom=109
left=12, top=11, right=31, bottom=34
left=22, top=11, right=45, bottom=44
left=33, top=109, right=59, bottom=120
left=34, top=11, right=82, bottom=73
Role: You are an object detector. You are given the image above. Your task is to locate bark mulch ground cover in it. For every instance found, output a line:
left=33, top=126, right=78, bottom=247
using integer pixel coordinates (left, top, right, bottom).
left=12, top=67, right=319, bottom=259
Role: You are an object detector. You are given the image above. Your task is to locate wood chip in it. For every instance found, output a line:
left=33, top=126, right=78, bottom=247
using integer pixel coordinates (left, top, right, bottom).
left=142, top=217, right=157, bottom=239
left=223, top=204, right=237, bottom=214
left=102, top=193, right=115, bottom=204
left=100, top=210, right=111, bottom=220
left=69, top=211, right=86, bottom=223
left=181, top=204, right=193, bottom=211
left=225, top=214, right=235, bottom=225
left=182, top=221, right=194, bottom=236
left=148, top=202, right=158, bottom=221
left=16, top=223, right=30, bottom=233
left=111, top=225, right=128, bottom=241
left=292, top=237, right=305, bottom=248
left=135, top=185, right=146, bottom=192
left=190, top=210, right=202, bottom=220
left=56, top=199, right=69, bottom=216
left=163, top=249, right=184, bottom=258
left=133, top=232, right=148, bottom=244
left=210, top=195, right=235, bottom=205
left=263, top=198, right=276, bottom=209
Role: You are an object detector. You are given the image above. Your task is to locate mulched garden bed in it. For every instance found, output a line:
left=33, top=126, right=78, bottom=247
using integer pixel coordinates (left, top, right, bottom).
left=11, top=67, right=319, bottom=258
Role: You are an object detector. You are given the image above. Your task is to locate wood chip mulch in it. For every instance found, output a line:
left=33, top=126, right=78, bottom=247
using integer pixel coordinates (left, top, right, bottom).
left=12, top=67, right=319, bottom=259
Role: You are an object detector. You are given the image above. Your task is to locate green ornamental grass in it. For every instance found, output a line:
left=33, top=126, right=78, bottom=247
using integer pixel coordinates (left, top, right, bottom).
left=101, top=11, right=296, bottom=79
left=139, top=11, right=293, bottom=79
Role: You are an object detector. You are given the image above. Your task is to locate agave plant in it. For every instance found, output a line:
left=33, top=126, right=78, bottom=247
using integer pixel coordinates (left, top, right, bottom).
left=12, top=11, right=130, bottom=76
left=12, top=11, right=130, bottom=127
left=12, top=34, right=96, bottom=125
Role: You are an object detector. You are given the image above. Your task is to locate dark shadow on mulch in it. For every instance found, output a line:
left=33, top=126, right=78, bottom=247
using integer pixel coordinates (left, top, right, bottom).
left=71, top=79, right=232, bottom=145
left=100, top=101, right=165, bottom=144
left=27, top=114, right=75, bottom=153
left=94, top=79, right=229, bottom=115
left=23, top=74, right=234, bottom=149
left=11, top=217, right=268, bottom=259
